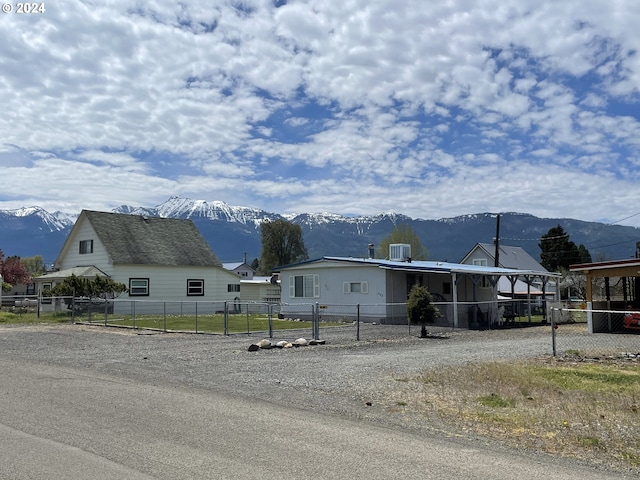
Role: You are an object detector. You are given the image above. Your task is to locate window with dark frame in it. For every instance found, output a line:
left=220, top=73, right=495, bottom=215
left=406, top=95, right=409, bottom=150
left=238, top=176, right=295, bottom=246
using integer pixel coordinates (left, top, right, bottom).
left=129, top=278, right=149, bottom=296
left=187, top=279, right=204, bottom=296
left=227, top=284, right=240, bottom=292
left=79, top=239, right=94, bottom=254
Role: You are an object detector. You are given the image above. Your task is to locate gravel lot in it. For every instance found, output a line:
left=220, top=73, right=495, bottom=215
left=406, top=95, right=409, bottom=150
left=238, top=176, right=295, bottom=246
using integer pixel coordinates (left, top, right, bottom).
left=0, top=323, right=557, bottom=424
left=1, top=322, right=637, bottom=478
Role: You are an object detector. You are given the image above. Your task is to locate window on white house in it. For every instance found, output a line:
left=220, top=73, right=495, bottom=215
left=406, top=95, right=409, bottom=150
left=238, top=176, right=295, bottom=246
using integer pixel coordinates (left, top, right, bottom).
left=79, top=239, right=94, bottom=254
left=129, top=278, right=149, bottom=296
left=289, top=274, right=319, bottom=298
left=472, top=258, right=488, bottom=266
left=187, top=279, right=204, bottom=296
left=228, top=284, right=240, bottom=292
left=343, top=281, right=368, bottom=294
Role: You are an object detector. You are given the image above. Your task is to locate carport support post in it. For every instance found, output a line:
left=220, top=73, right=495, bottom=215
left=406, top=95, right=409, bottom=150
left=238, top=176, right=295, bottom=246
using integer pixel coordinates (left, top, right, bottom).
left=452, top=273, right=459, bottom=329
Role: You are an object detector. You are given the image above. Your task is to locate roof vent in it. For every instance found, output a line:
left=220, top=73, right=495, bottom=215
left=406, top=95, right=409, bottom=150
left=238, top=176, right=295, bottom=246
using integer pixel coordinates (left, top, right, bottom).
left=389, top=243, right=411, bottom=262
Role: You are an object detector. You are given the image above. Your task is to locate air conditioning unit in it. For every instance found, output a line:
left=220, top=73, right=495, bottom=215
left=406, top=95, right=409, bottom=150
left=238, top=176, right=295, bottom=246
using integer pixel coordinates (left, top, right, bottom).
left=389, top=243, right=411, bottom=262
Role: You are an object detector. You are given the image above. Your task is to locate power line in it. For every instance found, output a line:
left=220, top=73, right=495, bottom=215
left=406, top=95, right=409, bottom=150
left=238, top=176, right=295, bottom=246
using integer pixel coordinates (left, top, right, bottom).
left=609, top=212, right=640, bottom=225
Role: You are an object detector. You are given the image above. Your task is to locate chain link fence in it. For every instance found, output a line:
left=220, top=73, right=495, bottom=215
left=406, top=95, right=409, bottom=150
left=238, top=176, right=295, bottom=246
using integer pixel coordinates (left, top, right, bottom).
left=550, top=305, right=640, bottom=357
left=11, top=295, right=640, bottom=356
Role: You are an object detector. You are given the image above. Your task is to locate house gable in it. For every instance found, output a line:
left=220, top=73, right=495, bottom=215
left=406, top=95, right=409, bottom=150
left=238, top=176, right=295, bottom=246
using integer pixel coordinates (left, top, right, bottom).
left=461, top=243, right=548, bottom=272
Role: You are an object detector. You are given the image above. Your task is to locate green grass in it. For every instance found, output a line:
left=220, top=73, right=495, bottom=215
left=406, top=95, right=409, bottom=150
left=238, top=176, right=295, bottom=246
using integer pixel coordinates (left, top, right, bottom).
left=0, top=309, right=342, bottom=333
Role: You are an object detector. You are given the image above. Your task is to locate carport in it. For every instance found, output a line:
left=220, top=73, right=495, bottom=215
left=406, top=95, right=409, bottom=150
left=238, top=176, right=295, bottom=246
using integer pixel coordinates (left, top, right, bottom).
left=570, top=258, right=640, bottom=332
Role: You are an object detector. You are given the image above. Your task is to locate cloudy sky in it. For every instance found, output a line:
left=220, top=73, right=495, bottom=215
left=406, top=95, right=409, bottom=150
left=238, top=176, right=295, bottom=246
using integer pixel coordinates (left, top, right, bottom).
left=2, top=0, right=640, bottom=226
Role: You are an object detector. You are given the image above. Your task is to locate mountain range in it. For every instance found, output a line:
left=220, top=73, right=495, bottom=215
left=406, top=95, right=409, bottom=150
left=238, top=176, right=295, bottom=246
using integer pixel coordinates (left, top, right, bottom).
left=1, top=195, right=639, bottom=267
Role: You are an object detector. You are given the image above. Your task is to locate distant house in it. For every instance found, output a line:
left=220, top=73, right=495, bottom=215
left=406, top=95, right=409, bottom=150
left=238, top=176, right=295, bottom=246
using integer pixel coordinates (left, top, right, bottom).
left=34, top=210, right=240, bottom=312
left=460, top=243, right=557, bottom=300
left=275, top=244, right=558, bottom=328
left=240, top=275, right=281, bottom=304
left=223, top=261, right=255, bottom=280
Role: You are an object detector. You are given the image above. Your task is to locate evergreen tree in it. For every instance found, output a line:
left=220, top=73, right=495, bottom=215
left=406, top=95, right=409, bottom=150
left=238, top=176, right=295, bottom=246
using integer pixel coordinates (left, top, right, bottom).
left=376, top=224, right=429, bottom=260
left=406, top=285, right=440, bottom=338
left=46, top=274, right=127, bottom=299
left=539, top=225, right=585, bottom=271
left=259, top=219, right=308, bottom=274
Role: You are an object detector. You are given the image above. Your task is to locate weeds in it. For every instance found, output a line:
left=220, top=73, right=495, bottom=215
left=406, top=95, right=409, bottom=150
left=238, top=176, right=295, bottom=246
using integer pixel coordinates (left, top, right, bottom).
left=386, top=356, right=640, bottom=472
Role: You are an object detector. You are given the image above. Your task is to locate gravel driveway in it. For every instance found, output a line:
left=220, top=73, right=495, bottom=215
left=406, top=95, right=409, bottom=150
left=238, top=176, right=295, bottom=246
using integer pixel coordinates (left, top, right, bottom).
left=0, top=323, right=557, bottom=422
left=0, top=323, right=635, bottom=478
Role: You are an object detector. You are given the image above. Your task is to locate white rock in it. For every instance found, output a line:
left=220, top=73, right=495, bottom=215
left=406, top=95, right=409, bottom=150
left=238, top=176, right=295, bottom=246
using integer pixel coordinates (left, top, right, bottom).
left=256, top=339, right=272, bottom=349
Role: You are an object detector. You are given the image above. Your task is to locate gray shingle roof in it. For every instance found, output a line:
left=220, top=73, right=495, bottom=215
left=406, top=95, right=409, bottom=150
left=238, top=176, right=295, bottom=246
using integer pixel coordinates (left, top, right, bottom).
left=476, top=243, right=547, bottom=272
left=83, top=210, right=221, bottom=267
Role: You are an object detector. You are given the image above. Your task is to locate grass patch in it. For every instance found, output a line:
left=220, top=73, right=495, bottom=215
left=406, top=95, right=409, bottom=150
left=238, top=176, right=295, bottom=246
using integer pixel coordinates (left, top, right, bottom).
left=0, top=310, right=72, bottom=324
left=386, top=357, right=640, bottom=472
left=0, top=310, right=345, bottom=333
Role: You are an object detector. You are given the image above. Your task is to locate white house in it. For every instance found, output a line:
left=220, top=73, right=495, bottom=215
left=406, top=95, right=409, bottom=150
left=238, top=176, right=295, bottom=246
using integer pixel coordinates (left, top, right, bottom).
left=223, top=261, right=255, bottom=280
left=240, top=276, right=281, bottom=304
left=34, top=210, right=241, bottom=313
left=275, top=244, right=558, bottom=328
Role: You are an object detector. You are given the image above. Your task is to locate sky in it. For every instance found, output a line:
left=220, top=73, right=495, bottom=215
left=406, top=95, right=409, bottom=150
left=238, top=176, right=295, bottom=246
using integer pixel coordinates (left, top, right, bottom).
left=2, top=0, right=640, bottom=227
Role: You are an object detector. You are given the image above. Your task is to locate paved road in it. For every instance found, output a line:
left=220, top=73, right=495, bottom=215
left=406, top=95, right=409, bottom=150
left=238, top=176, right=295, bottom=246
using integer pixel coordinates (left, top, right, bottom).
left=0, top=355, right=629, bottom=479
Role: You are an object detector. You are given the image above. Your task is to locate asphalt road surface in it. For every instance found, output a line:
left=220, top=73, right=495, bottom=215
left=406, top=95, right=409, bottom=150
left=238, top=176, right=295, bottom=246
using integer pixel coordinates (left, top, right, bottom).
left=0, top=325, right=633, bottom=479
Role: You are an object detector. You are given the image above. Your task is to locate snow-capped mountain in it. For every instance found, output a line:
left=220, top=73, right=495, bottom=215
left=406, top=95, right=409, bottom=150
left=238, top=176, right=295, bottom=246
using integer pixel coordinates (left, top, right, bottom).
left=1, top=196, right=639, bottom=265
left=4, top=206, right=77, bottom=232
left=114, top=196, right=277, bottom=227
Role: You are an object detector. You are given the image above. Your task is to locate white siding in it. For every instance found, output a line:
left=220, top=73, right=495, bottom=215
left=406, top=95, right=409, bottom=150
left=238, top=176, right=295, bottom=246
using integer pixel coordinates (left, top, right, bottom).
left=57, top=218, right=113, bottom=275
left=280, top=262, right=387, bottom=306
left=110, top=265, right=239, bottom=302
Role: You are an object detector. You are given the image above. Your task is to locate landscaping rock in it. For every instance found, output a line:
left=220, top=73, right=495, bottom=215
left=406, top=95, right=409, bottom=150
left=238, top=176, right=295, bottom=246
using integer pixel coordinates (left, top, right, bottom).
left=247, top=343, right=260, bottom=352
left=275, top=340, right=288, bottom=348
left=309, top=339, right=326, bottom=346
left=256, top=339, right=272, bottom=349
left=293, top=338, right=308, bottom=346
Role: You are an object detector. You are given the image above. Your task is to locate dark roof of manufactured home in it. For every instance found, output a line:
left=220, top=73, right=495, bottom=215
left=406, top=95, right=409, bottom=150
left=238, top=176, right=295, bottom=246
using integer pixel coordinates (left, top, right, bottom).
left=82, top=210, right=221, bottom=267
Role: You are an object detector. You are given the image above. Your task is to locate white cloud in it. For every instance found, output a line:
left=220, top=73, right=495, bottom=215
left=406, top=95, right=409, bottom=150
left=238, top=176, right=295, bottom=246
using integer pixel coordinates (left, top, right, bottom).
left=1, top=0, right=640, bottom=228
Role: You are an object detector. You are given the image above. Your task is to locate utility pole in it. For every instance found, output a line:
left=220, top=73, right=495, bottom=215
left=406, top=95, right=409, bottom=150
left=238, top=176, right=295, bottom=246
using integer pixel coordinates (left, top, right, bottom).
left=494, top=214, right=501, bottom=267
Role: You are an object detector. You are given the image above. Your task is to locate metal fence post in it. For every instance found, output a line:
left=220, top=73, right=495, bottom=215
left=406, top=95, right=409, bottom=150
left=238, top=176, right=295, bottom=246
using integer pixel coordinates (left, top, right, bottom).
left=224, top=301, right=228, bottom=336
left=163, top=301, right=167, bottom=332
left=195, top=301, right=198, bottom=333
left=356, top=303, right=360, bottom=341
left=268, top=304, right=273, bottom=339
left=551, top=307, right=557, bottom=357
left=246, top=303, right=250, bottom=334
left=104, top=298, right=108, bottom=326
